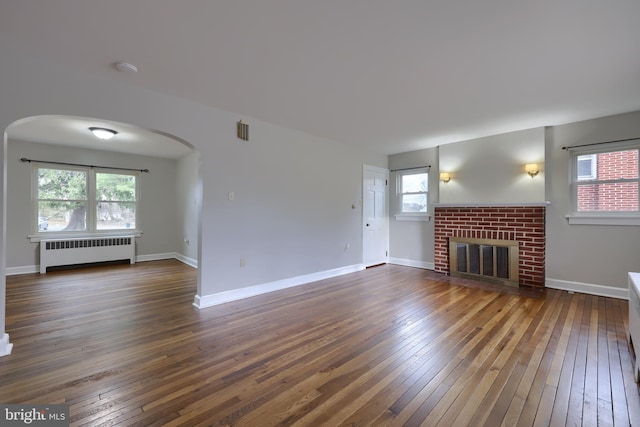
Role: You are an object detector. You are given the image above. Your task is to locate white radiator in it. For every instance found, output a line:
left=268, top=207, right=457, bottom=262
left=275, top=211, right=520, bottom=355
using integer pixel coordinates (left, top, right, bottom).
left=40, top=236, right=135, bottom=274
left=629, top=272, right=640, bottom=382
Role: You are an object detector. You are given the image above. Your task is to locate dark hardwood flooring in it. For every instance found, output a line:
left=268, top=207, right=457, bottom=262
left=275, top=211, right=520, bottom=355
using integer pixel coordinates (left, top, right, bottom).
left=1, top=260, right=639, bottom=426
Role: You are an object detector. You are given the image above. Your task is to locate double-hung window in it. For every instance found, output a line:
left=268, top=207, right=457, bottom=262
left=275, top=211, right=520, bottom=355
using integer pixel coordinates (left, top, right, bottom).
left=34, top=165, right=138, bottom=235
left=395, top=167, right=429, bottom=220
left=568, top=140, right=640, bottom=225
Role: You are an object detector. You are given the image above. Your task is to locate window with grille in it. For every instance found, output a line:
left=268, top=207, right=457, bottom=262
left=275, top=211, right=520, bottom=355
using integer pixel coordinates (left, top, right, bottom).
left=568, top=140, right=639, bottom=225
left=34, top=165, right=138, bottom=234
left=395, top=168, right=429, bottom=219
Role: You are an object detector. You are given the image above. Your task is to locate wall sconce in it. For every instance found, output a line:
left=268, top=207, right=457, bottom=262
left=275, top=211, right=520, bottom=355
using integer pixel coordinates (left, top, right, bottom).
left=440, top=172, right=451, bottom=183
left=525, top=163, right=540, bottom=178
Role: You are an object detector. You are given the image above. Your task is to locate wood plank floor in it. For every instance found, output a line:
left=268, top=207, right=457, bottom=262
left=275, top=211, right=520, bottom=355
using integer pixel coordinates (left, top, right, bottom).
left=1, top=260, right=639, bottom=426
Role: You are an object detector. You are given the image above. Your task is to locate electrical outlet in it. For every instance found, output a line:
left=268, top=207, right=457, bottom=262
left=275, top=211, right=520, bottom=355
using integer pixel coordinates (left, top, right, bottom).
left=240, top=258, right=246, bottom=268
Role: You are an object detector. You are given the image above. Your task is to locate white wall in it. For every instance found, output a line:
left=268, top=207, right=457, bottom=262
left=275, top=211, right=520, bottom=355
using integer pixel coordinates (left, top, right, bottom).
left=389, top=117, right=640, bottom=297
left=388, top=128, right=545, bottom=268
left=388, top=147, right=438, bottom=268
left=545, top=111, right=640, bottom=293
left=439, top=128, right=545, bottom=204
left=206, top=121, right=379, bottom=291
left=176, top=151, right=201, bottom=266
left=0, top=43, right=386, bottom=354
left=5, top=140, right=183, bottom=271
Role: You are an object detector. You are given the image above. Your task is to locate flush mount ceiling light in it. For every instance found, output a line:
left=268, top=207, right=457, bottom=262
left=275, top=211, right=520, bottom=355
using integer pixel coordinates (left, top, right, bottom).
left=114, top=61, right=138, bottom=73
left=89, top=127, right=118, bottom=140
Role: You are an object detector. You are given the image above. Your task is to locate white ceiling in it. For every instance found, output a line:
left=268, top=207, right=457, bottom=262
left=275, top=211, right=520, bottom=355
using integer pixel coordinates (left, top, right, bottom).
left=2, top=1, right=639, bottom=156
left=9, top=116, right=193, bottom=159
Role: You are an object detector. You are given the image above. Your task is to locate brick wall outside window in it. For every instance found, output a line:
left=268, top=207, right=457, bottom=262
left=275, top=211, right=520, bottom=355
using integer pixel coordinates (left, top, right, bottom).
left=577, top=149, right=639, bottom=212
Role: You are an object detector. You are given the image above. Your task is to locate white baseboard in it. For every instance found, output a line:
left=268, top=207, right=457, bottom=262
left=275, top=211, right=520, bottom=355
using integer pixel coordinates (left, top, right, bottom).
left=388, top=258, right=435, bottom=270
left=6, top=258, right=629, bottom=302
left=6, top=265, right=38, bottom=276
left=0, top=333, right=13, bottom=357
left=194, top=264, right=365, bottom=309
left=135, top=252, right=198, bottom=268
left=174, top=253, right=198, bottom=268
left=136, top=253, right=177, bottom=263
left=6, top=252, right=198, bottom=276
left=382, top=265, right=629, bottom=300
left=546, top=277, right=629, bottom=300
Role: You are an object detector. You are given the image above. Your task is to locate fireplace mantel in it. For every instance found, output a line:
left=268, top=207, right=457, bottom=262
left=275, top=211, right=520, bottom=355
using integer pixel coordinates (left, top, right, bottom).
left=433, top=202, right=550, bottom=208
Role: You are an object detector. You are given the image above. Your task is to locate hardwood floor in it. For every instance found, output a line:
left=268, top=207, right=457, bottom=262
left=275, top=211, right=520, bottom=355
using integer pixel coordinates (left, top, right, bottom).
left=1, top=261, right=639, bottom=426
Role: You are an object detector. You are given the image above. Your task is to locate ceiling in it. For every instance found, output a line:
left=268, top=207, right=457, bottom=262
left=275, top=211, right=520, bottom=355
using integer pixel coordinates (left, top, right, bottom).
left=9, top=116, right=193, bottom=159
left=2, top=1, right=639, bottom=156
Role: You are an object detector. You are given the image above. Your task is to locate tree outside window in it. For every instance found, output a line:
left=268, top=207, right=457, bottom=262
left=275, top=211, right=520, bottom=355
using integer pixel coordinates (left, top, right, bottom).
left=37, top=168, right=88, bottom=231
left=35, top=166, right=137, bottom=233
left=96, top=173, right=136, bottom=230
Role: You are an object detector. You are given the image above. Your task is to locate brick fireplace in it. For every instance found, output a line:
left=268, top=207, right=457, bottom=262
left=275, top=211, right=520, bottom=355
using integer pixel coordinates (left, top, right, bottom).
left=434, top=204, right=546, bottom=288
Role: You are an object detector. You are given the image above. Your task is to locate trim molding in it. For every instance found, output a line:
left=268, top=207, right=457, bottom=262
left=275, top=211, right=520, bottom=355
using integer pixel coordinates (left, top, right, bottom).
left=138, top=253, right=198, bottom=268
left=388, top=258, right=435, bottom=270
left=194, top=264, right=366, bottom=309
left=6, top=265, right=38, bottom=276
left=6, top=252, right=198, bottom=276
left=565, top=214, right=640, bottom=226
left=136, top=253, right=177, bottom=263
left=433, top=202, right=550, bottom=208
left=174, top=253, right=198, bottom=268
left=394, top=215, right=431, bottom=222
left=546, top=277, right=629, bottom=300
left=0, top=333, right=13, bottom=357
left=8, top=257, right=630, bottom=302
left=28, top=230, right=143, bottom=243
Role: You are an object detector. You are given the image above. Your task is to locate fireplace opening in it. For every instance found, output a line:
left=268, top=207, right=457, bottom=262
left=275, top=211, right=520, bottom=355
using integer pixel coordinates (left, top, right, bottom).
left=449, top=237, right=519, bottom=287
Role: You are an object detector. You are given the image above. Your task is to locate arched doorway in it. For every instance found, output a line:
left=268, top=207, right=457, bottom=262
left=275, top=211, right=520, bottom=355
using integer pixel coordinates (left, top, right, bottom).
left=1, top=115, right=202, bottom=355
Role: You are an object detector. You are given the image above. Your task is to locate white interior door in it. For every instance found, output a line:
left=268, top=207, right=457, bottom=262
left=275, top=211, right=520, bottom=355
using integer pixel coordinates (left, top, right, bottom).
left=363, top=165, right=389, bottom=267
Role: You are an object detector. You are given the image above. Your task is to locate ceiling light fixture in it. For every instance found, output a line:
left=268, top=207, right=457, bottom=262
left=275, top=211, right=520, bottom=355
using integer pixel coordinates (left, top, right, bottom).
left=89, top=127, right=118, bottom=140
left=115, top=61, right=138, bottom=73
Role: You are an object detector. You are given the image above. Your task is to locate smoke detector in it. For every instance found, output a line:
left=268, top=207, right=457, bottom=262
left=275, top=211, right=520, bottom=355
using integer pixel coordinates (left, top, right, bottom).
left=115, top=61, right=138, bottom=73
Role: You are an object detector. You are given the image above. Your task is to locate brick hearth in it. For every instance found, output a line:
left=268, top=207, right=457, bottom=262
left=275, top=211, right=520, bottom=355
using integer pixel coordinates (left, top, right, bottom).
left=434, top=205, right=546, bottom=288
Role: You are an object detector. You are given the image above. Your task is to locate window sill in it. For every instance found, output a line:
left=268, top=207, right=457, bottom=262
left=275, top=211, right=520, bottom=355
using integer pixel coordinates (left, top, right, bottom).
left=29, top=230, right=143, bottom=243
left=394, top=214, right=431, bottom=222
left=565, top=214, right=640, bottom=226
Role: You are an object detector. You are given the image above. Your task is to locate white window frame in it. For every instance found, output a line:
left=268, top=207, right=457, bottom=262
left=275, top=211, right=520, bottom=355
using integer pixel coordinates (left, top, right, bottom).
left=394, top=167, right=430, bottom=222
left=30, top=164, right=141, bottom=241
left=567, top=140, right=640, bottom=226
